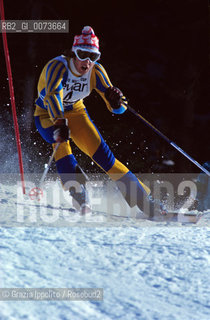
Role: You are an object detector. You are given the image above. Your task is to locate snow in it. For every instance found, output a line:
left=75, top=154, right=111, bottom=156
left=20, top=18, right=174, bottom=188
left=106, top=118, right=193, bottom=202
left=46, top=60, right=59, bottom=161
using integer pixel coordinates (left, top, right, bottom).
left=0, top=182, right=209, bottom=320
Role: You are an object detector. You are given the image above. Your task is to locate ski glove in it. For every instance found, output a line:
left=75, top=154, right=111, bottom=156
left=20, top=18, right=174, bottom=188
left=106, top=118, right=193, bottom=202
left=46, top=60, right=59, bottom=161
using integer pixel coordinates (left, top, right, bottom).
left=53, top=118, right=70, bottom=143
left=105, top=86, right=123, bottom=109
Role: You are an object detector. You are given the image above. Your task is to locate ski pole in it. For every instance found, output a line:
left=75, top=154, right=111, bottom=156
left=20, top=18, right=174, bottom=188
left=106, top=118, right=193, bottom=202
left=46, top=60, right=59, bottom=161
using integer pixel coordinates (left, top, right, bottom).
left=127, top=104, right=210, bottom=177
left=40, top=142, right=60, bottom=185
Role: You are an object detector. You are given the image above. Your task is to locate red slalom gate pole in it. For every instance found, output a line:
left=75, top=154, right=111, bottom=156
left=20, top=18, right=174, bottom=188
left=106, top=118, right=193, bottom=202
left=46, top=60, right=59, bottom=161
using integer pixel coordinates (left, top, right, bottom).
left=0, top=0, right=26, bottom=194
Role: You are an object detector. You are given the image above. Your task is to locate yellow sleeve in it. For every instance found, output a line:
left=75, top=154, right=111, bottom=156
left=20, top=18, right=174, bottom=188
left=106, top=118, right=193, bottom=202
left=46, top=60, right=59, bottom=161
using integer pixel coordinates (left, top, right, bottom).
left=44, top=60, right=67, bottom=122
left=91, top=62, right=127, bottom=114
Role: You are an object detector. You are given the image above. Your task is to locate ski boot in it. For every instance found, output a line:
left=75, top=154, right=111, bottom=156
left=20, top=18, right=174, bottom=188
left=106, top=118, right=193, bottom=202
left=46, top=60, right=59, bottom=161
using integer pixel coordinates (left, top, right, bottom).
left=69, top=184, right=91, bottom=215
left=147, top=196, right=168, bottom=221
left=136, top=195, right=168, bottom=221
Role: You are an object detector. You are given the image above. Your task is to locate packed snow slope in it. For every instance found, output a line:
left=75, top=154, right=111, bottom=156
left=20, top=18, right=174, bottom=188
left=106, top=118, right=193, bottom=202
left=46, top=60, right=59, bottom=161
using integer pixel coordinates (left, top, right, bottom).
left=0, top=182, right=209, bottom=320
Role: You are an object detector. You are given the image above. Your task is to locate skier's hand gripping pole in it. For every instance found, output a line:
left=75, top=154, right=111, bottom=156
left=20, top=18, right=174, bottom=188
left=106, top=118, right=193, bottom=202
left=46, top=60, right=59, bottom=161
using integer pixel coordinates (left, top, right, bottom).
left=53, top=118, right=70, bottom=143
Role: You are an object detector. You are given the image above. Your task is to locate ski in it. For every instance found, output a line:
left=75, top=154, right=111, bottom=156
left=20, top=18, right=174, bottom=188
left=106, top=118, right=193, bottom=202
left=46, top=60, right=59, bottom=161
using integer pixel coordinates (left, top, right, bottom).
left=149, top=211, right=204, bottom=224
left=15, top=201, right=205, bottom=225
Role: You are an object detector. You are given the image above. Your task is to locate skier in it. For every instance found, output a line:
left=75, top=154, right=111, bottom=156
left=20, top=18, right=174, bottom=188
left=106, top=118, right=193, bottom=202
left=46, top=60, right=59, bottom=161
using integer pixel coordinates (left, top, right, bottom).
left=34, top=26, right=154, bottom=215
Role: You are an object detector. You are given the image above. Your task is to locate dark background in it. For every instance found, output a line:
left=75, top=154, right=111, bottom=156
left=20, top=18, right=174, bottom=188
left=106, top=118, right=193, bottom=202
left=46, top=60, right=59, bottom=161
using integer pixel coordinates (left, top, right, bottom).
left=0, top=0, right=209, bottom=174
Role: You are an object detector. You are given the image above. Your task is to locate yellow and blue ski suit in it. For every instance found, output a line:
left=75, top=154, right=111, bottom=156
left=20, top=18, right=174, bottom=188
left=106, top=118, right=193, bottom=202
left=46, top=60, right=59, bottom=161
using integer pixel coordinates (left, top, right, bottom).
left=34, top=55, right=150, bottom=207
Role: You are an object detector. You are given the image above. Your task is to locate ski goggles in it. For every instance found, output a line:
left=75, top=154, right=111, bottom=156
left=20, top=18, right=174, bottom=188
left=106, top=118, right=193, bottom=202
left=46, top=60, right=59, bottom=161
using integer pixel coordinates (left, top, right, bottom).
left=74, top=48, right=101, bottom=63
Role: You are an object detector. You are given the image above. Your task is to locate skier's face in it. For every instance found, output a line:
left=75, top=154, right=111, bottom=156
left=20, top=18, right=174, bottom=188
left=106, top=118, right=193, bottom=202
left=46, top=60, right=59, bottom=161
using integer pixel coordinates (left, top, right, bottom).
left=73, top=57, right=94, bottom=75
